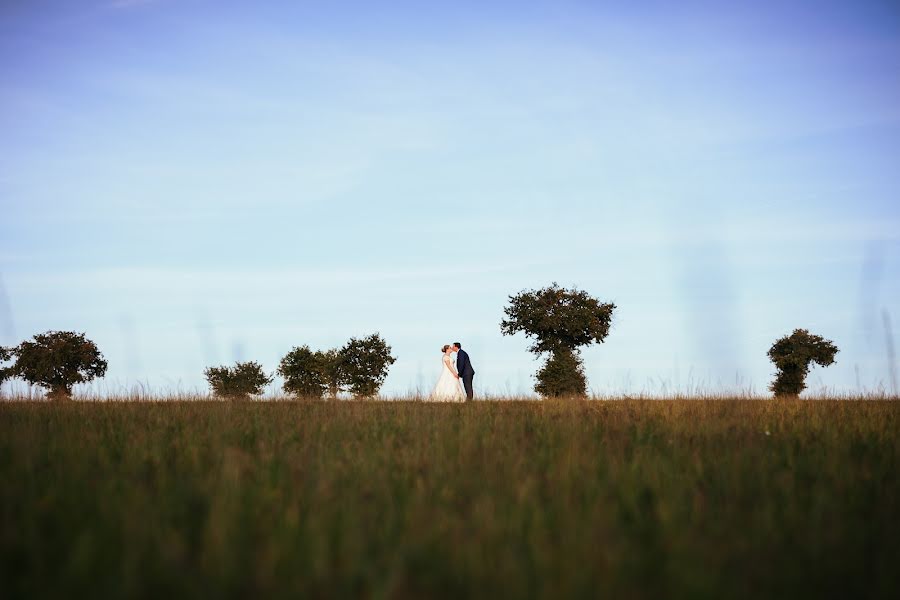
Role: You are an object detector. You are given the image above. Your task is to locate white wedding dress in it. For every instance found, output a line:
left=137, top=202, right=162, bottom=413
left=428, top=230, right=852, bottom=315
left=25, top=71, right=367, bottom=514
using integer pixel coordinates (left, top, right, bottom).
left=430, top=354, right=465, bottom=401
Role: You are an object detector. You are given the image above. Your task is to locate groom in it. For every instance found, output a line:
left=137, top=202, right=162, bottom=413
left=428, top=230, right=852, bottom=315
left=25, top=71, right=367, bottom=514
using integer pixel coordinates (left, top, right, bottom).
left=453, top=342, right=475, bottom=401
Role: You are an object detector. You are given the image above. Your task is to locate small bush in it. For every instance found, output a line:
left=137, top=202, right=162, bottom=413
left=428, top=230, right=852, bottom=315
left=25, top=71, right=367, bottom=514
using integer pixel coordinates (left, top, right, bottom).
left=2, top=331, right=108, bottom=399
left=768, top=329, right=838, bottom=397
left=338, top=333, right=396, bottom=398
left=204, top=361, right=272, bottom=400
left=534, top=348, right=587, bottom=397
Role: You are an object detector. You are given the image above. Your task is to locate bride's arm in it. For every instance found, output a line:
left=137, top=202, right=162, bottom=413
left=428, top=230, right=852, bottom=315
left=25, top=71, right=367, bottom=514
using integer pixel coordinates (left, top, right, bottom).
left=444, top=357, right=460, bottom=378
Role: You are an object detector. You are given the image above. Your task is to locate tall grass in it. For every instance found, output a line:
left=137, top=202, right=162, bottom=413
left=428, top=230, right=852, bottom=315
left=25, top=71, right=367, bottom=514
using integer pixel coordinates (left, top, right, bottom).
left=1, top=398, right=898, bottom=598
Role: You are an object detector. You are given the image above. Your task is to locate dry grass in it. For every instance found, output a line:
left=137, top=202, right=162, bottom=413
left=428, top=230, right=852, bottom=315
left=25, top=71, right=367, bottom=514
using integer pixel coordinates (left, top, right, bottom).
left=1, top=397, right=898, bottom=598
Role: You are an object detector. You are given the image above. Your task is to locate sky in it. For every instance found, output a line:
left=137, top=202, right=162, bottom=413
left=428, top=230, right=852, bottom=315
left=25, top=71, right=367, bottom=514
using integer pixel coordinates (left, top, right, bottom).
left=1, top=0, right=899, bottom=397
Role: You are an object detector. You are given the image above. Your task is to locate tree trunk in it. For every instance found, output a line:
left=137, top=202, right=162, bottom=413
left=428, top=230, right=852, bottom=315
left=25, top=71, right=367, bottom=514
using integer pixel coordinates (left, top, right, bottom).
left=48, top=386, right=72, bottom=401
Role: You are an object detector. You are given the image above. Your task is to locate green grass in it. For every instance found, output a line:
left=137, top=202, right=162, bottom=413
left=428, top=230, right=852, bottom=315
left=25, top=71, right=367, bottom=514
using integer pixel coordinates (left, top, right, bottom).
left=1, top=399, right=898, bottom=599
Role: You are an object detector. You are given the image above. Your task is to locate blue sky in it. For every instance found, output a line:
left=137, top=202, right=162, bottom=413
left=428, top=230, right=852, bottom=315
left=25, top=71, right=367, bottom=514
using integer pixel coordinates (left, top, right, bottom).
left=1, top=0, right=899, bottom=396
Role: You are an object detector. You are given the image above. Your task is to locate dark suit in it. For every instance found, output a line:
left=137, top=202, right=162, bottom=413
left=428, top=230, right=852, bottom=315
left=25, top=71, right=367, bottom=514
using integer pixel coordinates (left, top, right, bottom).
left=456, top=349, right=475, bottom=401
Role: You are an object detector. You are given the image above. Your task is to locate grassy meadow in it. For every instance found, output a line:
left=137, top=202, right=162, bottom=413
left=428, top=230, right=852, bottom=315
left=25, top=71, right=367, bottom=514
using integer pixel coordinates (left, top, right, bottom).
left=1, top=398, right=898, bottom=599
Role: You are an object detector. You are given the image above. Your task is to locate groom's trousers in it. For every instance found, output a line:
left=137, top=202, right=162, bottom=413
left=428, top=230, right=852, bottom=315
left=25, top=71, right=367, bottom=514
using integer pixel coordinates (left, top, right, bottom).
left=462, top=374, right=474, bottom=401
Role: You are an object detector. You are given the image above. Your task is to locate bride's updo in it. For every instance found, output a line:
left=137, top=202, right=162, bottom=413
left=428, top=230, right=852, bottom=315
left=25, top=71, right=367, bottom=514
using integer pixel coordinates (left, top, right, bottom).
left=441, top=344, right=450, bottom=353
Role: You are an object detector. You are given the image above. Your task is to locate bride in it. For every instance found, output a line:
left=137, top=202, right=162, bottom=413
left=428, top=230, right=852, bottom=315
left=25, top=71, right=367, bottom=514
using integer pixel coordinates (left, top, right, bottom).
left=429, top=344, right=465, bottom=401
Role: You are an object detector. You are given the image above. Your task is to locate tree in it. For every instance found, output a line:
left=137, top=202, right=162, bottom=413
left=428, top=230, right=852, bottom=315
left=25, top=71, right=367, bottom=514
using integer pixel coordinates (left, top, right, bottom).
left=321, top=348, right=344, bottom=398
left=2, top=331, right=108, bottom=400
left=501, top=283, right=615, bottom=398
left=768, top=329, right=838, bottom=397
left=278, top=345, right=331, bottom=398
left=204, top=361, right=272, bottom=400
left=338, top=333, right=396, bottom=398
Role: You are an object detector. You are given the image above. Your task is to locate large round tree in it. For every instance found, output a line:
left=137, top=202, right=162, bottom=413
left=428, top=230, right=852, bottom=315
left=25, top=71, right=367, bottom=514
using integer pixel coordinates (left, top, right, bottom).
left=767, top=329, right=838, bottom=398
left=501, top=283, right=615, bottom=397
left=3, top=331, right=108, bottom=399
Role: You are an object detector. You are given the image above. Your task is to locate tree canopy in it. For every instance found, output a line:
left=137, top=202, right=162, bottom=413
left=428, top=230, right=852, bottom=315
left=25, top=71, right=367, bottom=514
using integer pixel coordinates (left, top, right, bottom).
left=501, top=283, right=615, bottom=354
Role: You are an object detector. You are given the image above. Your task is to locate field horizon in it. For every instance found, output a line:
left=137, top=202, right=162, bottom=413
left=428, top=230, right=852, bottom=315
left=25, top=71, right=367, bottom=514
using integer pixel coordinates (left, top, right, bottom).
left=2, top=391, right=899, bottom=402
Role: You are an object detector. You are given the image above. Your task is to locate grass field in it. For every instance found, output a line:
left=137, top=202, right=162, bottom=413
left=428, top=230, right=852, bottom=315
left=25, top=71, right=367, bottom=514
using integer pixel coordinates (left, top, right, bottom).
left=1, top=398, right=898, bottom=599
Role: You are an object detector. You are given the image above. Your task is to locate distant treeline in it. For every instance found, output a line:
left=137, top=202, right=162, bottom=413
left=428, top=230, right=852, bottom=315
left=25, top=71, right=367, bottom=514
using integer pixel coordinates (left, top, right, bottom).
left=0, top=284, right=838, bottom=400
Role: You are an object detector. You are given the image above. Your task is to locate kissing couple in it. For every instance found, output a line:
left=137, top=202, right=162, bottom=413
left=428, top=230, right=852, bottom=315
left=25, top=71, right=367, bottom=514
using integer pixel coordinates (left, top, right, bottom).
left=429, top=342, right=475, bottom=402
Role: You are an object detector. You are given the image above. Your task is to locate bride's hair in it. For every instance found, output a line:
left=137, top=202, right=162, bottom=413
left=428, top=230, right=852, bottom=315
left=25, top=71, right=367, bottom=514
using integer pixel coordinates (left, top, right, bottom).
left=441, top=344, right=450, bottom=353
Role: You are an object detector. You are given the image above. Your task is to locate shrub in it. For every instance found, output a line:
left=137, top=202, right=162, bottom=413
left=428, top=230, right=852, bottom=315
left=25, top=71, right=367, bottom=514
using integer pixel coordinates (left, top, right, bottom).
left=768, top=329, right=838, bottom=397
left=1, top=331, right=108, bottom=399
left=501, top=283, right=614, bottom=398
left=204, top=361, right=272, bottom=400
left=278, top=345, right=330, bottom=398
left=338, top=333, right=396, bottom=398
